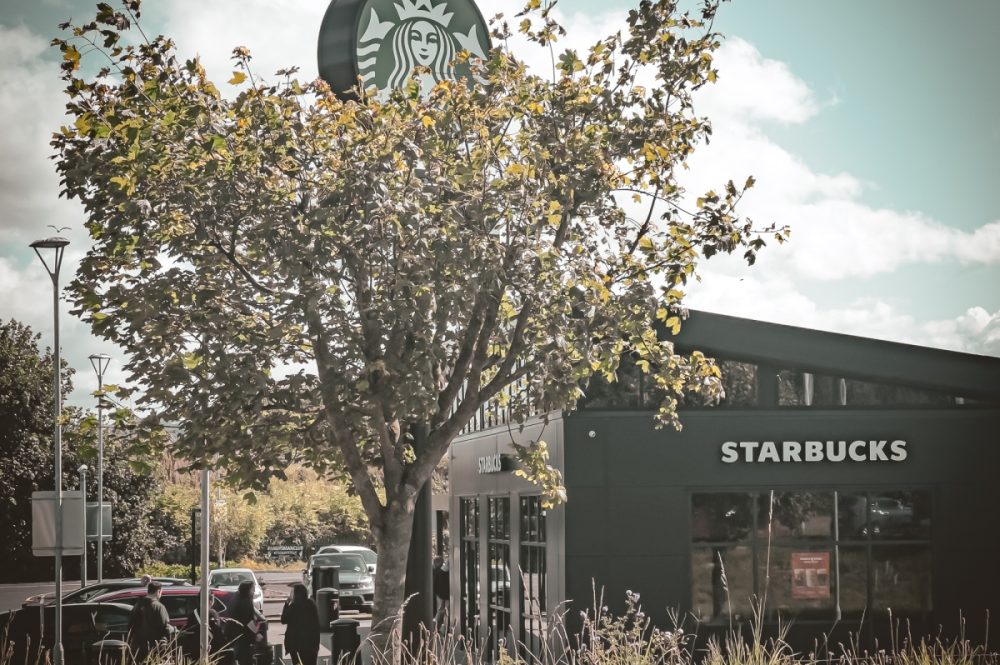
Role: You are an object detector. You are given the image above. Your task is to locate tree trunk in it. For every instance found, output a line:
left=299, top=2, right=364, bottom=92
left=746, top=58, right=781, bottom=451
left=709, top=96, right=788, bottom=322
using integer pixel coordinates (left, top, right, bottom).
left=369, top=501, right=417, bottom=661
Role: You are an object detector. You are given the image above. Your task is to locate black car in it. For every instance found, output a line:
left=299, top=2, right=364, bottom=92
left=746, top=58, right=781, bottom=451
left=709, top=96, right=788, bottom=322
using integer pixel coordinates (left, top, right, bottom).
left=1, top=602, right=133, bottom=665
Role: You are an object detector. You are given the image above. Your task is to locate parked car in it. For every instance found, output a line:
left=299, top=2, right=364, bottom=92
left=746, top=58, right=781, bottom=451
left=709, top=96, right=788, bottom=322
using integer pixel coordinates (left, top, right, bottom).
left=315, top=545, right=378, bottom=575
left=22, top=577, right=191, bottom=607
left=303, top=552, right=374, bottom=613
left=207, top=568, right=265, bottom=612
left=91, top=585, right=271, bottom=664
left=1, top=602, right=133, bottom=665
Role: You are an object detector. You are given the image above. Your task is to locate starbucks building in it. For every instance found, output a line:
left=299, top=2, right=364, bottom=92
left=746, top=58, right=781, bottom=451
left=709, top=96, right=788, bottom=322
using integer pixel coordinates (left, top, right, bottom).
left=311, top=0, right=1000, bottom=653
left=446, top=310, right=1000, bottom=653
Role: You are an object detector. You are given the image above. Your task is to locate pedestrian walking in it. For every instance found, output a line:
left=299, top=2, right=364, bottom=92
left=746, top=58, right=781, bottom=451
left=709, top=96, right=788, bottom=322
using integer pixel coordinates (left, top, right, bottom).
left=433, top=556, right=450, bottom=628
left=180, top=593, right=224, bottom=661
left=127, top=581, right=173, bottom=663
left=281, top=583, right=320, bottom=665
left=229, top=580, right=266, bottom=665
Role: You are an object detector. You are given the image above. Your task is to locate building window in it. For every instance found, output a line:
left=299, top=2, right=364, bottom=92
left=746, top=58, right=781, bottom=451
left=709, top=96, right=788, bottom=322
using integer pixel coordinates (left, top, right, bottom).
left=487, top=496, right=512, bottom=656
left=691, top=489, right=932, bottom=623
left=459, top=497, right=480, bottom=640
left=519, top=496, right=547, bottom=655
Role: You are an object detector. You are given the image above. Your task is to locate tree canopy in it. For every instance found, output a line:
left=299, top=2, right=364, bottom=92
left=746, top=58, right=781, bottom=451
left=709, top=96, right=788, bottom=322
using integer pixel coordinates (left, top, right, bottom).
left=53, top=0, right=783, bottom=631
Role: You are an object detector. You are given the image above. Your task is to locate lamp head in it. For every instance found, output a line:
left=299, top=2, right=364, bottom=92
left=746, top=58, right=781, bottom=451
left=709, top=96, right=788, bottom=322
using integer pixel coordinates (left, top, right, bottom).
left=30, top=236, right=70, bottom=249
left=89, top=353, right=113, bottom=376
left=29, top=237, right=70, bottom=277
left=78, top=464, right=88, bottom=474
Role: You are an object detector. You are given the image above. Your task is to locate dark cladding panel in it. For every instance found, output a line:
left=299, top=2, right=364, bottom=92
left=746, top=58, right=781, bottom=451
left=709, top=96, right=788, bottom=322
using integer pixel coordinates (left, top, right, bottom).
left=607, top=486, right=684, bottom=556
left=563, top=487, right=609, bottom=556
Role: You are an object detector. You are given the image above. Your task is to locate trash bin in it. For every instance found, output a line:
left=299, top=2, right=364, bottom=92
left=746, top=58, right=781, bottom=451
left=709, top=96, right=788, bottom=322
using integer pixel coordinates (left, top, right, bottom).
left=315, top=588, right=341, bottom=630
left=90, top=639, right=128, bottom=665
left=330, top=619, right=361, bottom=665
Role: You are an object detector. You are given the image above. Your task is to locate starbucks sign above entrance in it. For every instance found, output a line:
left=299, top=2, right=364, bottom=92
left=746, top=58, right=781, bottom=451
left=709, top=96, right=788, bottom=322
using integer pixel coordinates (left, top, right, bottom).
left=318, top=0, right=491, bottom=100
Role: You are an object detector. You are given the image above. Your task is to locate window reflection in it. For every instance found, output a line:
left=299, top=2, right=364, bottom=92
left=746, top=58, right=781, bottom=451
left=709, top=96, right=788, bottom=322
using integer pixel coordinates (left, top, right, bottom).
left=692, top=493, right=752, bottom=542
left=870, top=491, right=930, bottom=540
left=758, top=492, right=833, bottom=540
left=871, top=546, right=932, bottom=613
left=690, top=490, right=932, bottom=623
left=519, top=496, right=547, bottom=656
left=691, top=546, right=754, bottom=622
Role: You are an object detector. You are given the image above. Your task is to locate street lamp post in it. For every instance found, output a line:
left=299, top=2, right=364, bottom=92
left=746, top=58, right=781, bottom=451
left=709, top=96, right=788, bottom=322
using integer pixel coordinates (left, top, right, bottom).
left=77, top=465, right=88, bottom=587
left=30, top=235, right=70, bottom=665
left=200, top=470, right=211, bottom=661
left=88, top=353, right=111, bottom=583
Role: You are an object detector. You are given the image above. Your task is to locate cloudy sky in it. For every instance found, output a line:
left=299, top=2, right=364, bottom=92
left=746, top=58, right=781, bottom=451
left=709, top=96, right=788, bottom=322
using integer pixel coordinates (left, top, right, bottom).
left=2, top=0, right=999, bottom=405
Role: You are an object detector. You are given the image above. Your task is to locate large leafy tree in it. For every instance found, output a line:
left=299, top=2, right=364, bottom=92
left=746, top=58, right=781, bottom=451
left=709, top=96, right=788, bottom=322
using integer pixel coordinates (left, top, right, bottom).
left=53, top=0, right=782, bottom=634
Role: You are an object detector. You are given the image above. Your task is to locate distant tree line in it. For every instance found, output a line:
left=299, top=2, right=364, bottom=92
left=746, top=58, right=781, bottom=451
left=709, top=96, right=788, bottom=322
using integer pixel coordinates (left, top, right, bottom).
left=0, top=319, right=369, bottom=582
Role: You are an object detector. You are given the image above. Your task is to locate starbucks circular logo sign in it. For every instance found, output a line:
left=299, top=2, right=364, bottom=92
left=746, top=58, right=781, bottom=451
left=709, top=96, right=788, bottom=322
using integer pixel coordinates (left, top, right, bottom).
left=318, top=0, right=491, bottom=100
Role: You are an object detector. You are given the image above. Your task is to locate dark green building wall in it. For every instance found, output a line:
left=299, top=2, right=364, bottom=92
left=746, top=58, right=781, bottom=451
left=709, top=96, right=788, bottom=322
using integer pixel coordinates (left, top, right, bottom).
left=563, top=407, right=1000, bottom=649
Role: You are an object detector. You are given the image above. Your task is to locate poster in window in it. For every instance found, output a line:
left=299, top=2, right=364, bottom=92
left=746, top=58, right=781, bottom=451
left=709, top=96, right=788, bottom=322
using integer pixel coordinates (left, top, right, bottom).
left=791, top=551, right=830, bottom=599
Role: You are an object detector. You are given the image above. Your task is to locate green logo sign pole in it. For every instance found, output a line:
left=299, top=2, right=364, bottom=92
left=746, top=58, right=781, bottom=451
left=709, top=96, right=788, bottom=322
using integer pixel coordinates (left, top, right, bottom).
left=318, top=0, right=491, bottom=100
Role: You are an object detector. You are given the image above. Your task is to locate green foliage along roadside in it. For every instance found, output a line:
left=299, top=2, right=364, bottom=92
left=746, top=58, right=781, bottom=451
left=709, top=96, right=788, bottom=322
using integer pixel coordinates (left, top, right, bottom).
left=153, top=464, right=369, bottom=565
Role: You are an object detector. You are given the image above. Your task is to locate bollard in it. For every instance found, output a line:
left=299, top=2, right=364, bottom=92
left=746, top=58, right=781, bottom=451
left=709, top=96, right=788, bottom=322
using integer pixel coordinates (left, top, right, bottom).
left=315, top=588, right=341, bottom=631
left=330, top=619, right=361, bottom=665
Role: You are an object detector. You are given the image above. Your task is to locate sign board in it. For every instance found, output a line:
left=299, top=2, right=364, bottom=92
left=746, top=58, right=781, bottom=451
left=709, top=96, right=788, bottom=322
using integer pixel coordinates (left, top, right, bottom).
left=32, top=491, right=86, bottom=556
left=477, top=452, right=507, bottom=474
left=85, top=502, right=113, bottom=541
left=790, top=551, right=830, bottom=599
left=721, top=440, right=908, bottom=463
left=318, top=0, right=491, bottom=100
left=267, top=545, right=304, bottom=559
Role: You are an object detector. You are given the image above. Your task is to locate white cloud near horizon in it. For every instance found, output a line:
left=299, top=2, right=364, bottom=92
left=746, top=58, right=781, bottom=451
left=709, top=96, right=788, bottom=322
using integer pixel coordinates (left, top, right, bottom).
left=0, top=1, right=997, bottom=414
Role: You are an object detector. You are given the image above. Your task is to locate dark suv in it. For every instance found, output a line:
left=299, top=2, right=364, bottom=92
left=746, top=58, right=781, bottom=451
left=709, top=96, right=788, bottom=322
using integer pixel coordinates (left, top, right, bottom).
left=1, top=602, right=133, bottom=665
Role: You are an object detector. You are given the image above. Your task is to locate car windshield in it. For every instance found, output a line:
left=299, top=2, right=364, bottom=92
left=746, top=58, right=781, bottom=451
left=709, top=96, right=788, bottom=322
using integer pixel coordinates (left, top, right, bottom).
left=358, top=550, right=377, bottom=566
left=210, top=571, right=255, bottom=587
left=318, top=547, right=376, bottom=566
left=311, top=554, right=367, bottom=573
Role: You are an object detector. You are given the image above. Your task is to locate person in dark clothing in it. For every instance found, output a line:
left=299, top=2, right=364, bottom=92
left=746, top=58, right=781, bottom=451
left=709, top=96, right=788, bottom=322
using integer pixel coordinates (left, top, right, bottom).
left=229, top=580, right=266, bottom=665
left=433, top=556, right=450, bottom=627
left=180, top=594, right=225, bottom=661
left=281, top=583, right=320, bottom=665
left=127, top=582, right=173, bottom=663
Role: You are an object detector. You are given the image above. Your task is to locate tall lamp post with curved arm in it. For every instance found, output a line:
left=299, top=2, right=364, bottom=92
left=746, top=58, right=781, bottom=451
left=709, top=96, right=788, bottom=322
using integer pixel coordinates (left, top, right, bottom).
left=88, top=353, right=111, bottom=582
left=30, top=235, right=70, bottom=665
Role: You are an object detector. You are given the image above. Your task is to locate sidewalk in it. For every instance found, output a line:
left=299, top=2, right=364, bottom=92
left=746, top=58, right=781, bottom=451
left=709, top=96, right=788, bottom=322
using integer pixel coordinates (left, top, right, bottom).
left=265, top=604, right=371, bottom=665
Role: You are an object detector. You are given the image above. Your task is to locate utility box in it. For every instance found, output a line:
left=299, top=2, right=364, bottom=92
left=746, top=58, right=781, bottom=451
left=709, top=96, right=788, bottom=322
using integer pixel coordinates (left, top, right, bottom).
left=32, top=491, right=85, bottom=556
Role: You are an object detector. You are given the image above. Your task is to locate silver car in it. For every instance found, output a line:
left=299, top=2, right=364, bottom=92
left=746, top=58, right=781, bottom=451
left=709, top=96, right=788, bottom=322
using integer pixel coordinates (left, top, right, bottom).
left=304, top=552, right=374, bottom=613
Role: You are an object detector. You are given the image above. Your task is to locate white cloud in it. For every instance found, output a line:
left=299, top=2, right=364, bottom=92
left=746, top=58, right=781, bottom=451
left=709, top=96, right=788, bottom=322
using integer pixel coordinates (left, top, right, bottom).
left=699, top=38, right=820, bottom=125
left=686, top=272, right=1000, bottom=357
left=0, top=24, right=83, bottom=247
left=680, top=37, right=1000, bottom=284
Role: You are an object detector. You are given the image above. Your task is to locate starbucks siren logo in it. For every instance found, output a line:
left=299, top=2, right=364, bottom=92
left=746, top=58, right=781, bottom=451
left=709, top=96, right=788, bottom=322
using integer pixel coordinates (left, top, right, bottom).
left=317, top=0, right=490, bottom=100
